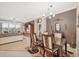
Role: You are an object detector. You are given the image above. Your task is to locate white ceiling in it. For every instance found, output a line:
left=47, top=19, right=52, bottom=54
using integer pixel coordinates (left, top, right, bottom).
left=0, top=2, right=77, bottom=23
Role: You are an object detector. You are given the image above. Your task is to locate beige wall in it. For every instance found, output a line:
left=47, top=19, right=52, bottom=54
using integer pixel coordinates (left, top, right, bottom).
left=76, top=4, right=79, bottom=56
left=46, top=9, right=76, bottom=48
left=34, top=17, right=46, bottom=35
left=34, top=8, right=76, bottom=48
left=77, top=28, right=79, bottom=56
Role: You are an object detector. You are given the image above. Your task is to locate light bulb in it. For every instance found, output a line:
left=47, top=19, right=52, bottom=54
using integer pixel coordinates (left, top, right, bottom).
left=43, top=14, right=45, bottom=17
left=49, top=16, right=52, bottom=19
left=49, top=12, right=53, bottom=15
left=52, top=14, right=55, bottom=17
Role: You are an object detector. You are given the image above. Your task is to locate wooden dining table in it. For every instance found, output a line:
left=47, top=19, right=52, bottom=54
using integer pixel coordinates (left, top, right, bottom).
left=36, top=35, right=67, bottom=57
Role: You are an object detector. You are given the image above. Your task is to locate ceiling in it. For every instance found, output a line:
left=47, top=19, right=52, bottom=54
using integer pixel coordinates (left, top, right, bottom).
left=0, top=2, right=77, bottom=23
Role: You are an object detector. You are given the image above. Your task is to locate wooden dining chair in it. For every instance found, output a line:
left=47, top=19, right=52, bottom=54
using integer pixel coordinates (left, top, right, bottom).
left=54, top=33, right=62, bottom=45
left=53, top=33, right=66, bottom=57
left=30, top=33, right=38, bottom=47
left=42, top=34, right=59, bottom=57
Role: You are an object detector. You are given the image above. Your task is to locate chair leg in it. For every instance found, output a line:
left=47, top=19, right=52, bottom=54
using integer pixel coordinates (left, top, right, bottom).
left=57, top=49, right=59, bottom=57
left=43, top=49, right=45, bottom=57
left=42, top=46, right=45, bottom=57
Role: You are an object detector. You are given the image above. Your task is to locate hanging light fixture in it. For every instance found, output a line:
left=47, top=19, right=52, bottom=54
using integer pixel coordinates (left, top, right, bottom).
left=48, top=4, right=55, bottom=19
left=42, top=3, right=55, bottom=19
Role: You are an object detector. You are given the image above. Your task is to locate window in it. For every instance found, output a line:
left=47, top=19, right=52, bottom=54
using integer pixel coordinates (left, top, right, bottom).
left=15, top=24, right=21, bottom=33
left=2, top=23, right=9, bottom=34
left=9, top=23, right=15, bottom=28
left=1, top=23, right=22, bottom=34
left=2, top=23, right=8, bottom=28
left=9, top=23, right=15, bottom=33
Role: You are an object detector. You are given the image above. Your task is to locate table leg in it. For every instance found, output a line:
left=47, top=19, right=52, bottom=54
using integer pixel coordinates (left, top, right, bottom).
left=65, top=41, right=67, bottom=55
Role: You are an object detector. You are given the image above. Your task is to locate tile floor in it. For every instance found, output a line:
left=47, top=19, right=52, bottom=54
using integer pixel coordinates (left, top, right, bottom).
left=0, top=36, right=32, bottom=57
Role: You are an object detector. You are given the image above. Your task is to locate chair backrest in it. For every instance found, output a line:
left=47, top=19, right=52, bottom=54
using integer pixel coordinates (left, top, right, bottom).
left=30, top=33, right=37, bottom=45
left=54, top=33, right=62, bottom=45
left=42, top=34, right=53, bottom=50
left=33, top=33, right=37, bottom=43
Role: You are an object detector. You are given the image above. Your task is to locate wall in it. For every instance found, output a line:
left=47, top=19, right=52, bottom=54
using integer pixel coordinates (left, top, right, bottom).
left=34, top=17, right=46, bottom=35
left=77, top=28, right=79, bottom=56
left=46, top=9, right=76, bottom=48
left=0, top=23, right=2, bottom=34
left=76, top=4, right=79, bottom=56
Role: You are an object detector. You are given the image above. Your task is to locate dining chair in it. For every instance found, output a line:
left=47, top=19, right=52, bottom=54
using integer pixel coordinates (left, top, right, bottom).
left=53, top=33, right=66, bottom=57
left=54, top=33, right=62, bottom=45
left=42, top=34, right=59, bottom=57
left=30, top=33, right=38, bottom=47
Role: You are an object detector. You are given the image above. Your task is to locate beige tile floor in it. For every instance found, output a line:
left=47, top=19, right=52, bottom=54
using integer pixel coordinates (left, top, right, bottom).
left=0, top=51, right=32, bottom=57
left=0, top=36, right=32, bottom=57
left=0, top=40, right=27, bottom=51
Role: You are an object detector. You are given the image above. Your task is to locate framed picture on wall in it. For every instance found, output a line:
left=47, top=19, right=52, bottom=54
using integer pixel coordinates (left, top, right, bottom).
left=55, top=23, right=60, bottom=32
